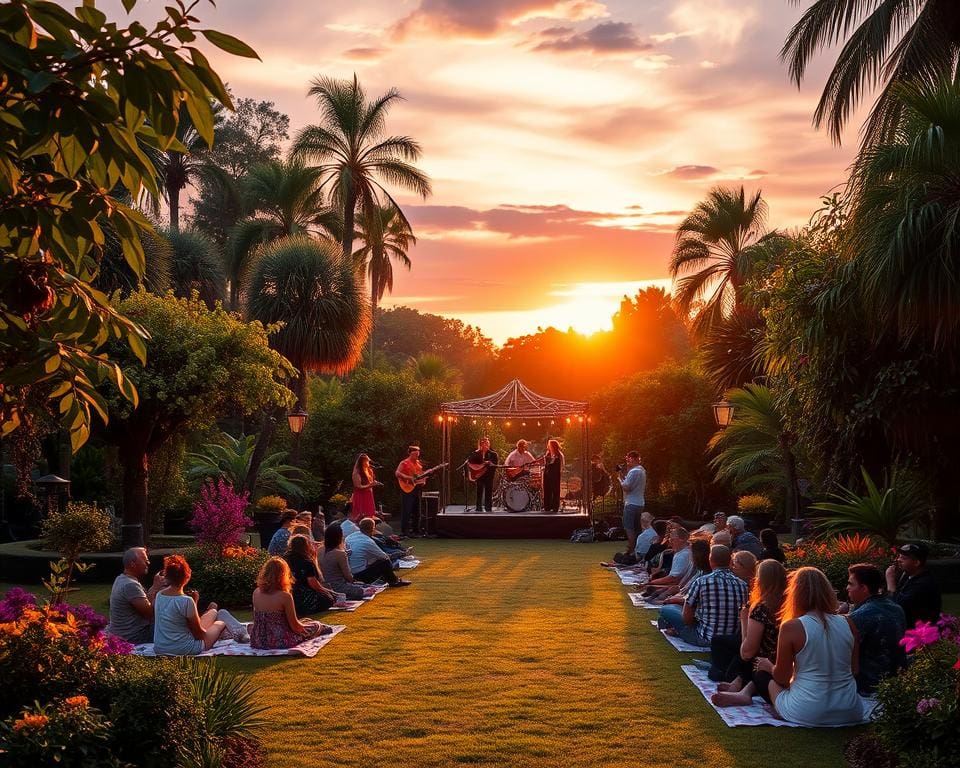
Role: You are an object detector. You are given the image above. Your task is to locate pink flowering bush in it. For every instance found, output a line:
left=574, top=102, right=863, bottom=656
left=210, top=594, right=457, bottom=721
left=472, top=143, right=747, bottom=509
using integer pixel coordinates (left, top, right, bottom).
left=190, top=478, right=253, bottom=551
left=866, top=614, right=960, bottom=767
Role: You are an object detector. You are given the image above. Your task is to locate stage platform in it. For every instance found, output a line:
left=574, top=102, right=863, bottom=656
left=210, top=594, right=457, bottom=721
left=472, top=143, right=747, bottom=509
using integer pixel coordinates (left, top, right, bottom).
left=434, top=506, right=590, bottom=539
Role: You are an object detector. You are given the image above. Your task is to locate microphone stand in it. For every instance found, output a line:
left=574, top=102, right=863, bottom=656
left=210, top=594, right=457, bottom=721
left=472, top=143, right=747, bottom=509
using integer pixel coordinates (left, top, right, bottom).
left=455, top=458, right=472, bottom=512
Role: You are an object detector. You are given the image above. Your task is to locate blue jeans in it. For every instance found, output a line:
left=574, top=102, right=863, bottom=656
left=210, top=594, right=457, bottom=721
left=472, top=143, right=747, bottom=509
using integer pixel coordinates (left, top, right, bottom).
left=657, top=605, right=710, bottom=647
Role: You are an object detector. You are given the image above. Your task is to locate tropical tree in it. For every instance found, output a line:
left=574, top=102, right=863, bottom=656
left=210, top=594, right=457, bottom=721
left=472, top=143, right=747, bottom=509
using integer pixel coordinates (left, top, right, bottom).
left=407, top=353, right=461, bottom=387
left=669, top=186, right=780, bottom=335
left=161, top=228, right=226, bottom=309
left=225, top=160, right=338, bottom=311
left=292, top=74, right=432, bottom=260
left=353, top=203, right=416, bottom=315
left=187, top=432, right=303, bottom=498
left=782, top=0, right=960, bottom=146
left=708, top=383, right=801, bottom=523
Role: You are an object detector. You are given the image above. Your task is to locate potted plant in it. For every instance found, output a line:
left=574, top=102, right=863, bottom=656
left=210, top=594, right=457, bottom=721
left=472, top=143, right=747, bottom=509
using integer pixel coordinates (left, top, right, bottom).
left=253, top=495, right=286, bottom=550
left=737, top=494, right=774, bottom=532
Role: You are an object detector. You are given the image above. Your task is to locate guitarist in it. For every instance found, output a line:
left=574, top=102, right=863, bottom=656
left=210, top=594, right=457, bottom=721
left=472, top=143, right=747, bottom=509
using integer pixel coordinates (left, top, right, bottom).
left=395, top=445, right=424, bottom=537
left=467, top=436, right=498, bottom=512
left=504, top=439, right=541, bottom=480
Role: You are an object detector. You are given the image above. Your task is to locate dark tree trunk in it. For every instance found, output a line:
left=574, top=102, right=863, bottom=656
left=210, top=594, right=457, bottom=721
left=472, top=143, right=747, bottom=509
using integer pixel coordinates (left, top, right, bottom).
left=341, top=188, right=357, bottom=261
left=121, top=446, right=150, bottom=548
left=169, top=185, right=180, bottom=233
left=245, top=410, right=277, bottom=500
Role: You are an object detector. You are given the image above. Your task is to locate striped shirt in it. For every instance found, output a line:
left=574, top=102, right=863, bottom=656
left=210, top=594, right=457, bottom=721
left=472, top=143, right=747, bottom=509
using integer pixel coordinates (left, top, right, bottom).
left=684, top=568, right=749, bottom=644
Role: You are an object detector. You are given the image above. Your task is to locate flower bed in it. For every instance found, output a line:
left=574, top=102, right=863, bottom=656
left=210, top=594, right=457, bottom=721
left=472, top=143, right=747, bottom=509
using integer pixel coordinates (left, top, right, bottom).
left=784, top=533, right=890, bottom=592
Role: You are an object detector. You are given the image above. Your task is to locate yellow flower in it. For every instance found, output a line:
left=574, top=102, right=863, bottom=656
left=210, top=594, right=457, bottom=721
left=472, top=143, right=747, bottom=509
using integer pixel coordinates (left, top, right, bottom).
left=64, top=695, right=89, bottom=709
left=13, top=713, right=49, bottom=731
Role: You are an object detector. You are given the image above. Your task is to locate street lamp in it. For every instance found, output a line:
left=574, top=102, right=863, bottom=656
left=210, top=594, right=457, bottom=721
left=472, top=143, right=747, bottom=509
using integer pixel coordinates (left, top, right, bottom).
left=287, top=408, right=308, bottom=465
left=712, top=400, right=736, bottom=429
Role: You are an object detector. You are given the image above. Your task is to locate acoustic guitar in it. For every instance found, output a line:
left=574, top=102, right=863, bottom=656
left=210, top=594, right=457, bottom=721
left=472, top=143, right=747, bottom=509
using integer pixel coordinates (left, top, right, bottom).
left=467, top=459, right=501, bottom=481
left=397, top=462, right=448, bottom=494
left=504, top=454, right=546, bottom=480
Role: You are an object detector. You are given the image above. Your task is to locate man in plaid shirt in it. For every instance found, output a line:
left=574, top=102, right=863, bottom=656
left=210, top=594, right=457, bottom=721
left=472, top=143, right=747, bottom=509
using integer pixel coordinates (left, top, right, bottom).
left=658, top=545, right=747, bottom=647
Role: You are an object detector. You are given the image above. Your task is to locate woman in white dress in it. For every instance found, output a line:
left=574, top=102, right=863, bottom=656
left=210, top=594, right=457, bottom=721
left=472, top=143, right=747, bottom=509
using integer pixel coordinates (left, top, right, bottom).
left=753, top=566, right=866, bottom=726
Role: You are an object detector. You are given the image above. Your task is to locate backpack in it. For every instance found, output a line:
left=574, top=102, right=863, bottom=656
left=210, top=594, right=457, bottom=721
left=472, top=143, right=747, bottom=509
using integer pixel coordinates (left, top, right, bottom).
left=570, top=527, right=595, bottom=543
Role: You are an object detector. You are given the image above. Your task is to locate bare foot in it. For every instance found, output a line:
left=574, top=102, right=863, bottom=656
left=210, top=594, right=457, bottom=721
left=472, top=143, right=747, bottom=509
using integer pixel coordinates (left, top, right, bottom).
left=711, top=691, right=754, bottom=708
left=716, top=680, right=743, bottom=693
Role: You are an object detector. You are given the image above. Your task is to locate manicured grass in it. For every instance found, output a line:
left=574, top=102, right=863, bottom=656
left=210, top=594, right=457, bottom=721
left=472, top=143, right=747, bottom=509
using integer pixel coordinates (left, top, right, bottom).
left=6, top=541, right=959, bottom=767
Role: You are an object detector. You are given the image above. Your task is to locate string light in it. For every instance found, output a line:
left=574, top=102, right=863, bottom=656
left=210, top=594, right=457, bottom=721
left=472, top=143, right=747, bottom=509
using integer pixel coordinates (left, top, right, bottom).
left=565, top=417, right=571, bottom=424
left=472, top=419, right=477, bottom=425
left=487, top=420, right=492, bottom=426
left=437, top=415, right=443, bottom=424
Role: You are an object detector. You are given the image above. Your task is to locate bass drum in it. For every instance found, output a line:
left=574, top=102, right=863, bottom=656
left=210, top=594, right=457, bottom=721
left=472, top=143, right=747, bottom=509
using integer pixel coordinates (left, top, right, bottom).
left=505, top=484, right=531, bottom=513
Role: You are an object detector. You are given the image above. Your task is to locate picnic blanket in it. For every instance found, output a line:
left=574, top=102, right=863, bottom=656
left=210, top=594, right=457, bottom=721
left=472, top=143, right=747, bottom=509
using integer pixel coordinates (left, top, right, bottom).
left=133, top=624, right=346, bottom=658
left=649, top=619, right=707, bottom=652
left=329, top=583, right=388, bottom=612
left=629, top=593, right=663, bottom=609
left=614, top=569, right=649, bottom=586
left=397, top=558, right=421, bottom=570
left=681, top=665, right=878, bottom=728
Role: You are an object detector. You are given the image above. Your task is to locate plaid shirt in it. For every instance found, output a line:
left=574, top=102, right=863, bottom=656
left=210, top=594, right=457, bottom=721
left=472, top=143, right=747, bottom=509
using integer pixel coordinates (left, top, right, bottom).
left=684, top=568, right=749, bottom=644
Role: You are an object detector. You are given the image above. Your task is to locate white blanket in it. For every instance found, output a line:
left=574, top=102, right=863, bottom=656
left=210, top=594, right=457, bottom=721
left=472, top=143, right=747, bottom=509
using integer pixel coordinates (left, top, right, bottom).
left=329, top=583, right=388, bottom=611
left=397, top=558, right=421, bottom=570
left=133, top=624, right=345, bottom=657
left=629, top=593, right=663, bottom=609
left=649, top=619, right=707, bottom=652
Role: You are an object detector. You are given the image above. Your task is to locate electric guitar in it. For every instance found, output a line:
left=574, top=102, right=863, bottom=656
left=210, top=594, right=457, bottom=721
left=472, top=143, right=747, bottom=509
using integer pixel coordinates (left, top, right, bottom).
left=504, top=454, right=546, bottom=480
left=397, top=462, right=448, bottom=494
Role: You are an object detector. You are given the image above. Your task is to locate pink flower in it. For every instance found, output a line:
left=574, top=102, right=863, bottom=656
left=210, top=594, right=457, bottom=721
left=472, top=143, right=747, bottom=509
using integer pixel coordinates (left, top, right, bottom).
left=916, top=698, right=941, bottom=715
left=900, top=622, right=941, bottom=652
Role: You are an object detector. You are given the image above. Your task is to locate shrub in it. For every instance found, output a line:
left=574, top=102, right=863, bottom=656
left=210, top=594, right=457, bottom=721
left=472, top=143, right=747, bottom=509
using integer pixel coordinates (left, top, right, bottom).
left=0, top=697, right=125, bottom=768
left=191, top=478, right=252, bottom=550
left=784, top=534, right=890, bottom=592
left=0, top=589, right=130, bottom=719
left=737, top=494, right=773, bottom=514
left=189, top=659, right=267, bottom=749
left=184, top=546, right=269, bottom=608
left=90, top=655, right=205, bottom=768
left=254, top=495, right=286, bottom=514
left=42, top=501, right=115, bottom=599
left=872, top=632, right=960, bottom=768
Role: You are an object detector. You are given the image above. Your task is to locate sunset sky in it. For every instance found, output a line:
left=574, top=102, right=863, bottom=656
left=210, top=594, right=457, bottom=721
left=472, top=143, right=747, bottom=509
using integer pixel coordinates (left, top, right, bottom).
left=120, top=0, right=862, bottom=344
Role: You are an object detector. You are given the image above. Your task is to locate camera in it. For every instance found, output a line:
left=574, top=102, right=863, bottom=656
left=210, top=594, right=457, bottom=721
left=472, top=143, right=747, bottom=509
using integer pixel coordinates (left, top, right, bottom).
left=615, top=463, right=625, bottom=472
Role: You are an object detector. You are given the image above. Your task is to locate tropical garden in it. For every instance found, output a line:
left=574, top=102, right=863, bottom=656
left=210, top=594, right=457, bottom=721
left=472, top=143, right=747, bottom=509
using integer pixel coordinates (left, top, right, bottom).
left=1, top=0, right=959, bottom=766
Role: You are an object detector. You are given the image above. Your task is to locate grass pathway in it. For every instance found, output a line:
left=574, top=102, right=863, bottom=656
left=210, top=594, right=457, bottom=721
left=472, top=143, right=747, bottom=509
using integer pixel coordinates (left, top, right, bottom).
left=215, top=540, right=854, bottom=767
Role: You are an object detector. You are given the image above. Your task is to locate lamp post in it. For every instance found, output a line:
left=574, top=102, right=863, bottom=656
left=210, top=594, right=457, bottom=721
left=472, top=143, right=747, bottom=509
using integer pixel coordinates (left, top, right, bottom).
left=287, top=408, right=308, bottom=466
left=712, top=400, right=736, bottom=429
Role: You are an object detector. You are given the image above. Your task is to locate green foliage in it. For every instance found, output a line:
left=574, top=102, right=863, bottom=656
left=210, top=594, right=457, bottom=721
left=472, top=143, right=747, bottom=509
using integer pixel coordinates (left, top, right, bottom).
left=591, top=361, right=723, bottom=515
left=873, top=640, right=960, bottom=768
left=187, top=432, right=303, bottom=498
left=811, top=466, right=928, bottom=547
left=187, top=660, right=267, bottom=741
left=737, top=494, right=773, bottom=514
left=0, top=698, right=125, bottom=768
left=162, top=229, right=227, bottom=309
left=91, top=655, right=205, bottom=768
left=0, top=0, right=256, bottom=452
left=184, top=546, right=269, bottom=609
left=41, top=501, right=113, bottom=561
left=354, top=203, right=416, bottom=313
left=784, top=536, right=890, bottom=593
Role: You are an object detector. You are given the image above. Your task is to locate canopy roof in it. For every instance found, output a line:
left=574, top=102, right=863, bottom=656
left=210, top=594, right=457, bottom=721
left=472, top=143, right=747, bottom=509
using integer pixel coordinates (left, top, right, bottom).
left=440, top=379, right=587, bottom=418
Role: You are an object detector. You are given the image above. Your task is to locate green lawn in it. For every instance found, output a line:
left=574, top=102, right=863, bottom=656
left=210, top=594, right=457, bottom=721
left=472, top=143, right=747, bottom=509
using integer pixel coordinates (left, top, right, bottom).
left=7, top=540, right=958, bottom=768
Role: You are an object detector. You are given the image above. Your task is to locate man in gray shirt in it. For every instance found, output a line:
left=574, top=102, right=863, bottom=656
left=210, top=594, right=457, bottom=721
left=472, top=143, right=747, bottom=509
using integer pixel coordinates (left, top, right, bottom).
left=106, top=547, right=165, bottom=644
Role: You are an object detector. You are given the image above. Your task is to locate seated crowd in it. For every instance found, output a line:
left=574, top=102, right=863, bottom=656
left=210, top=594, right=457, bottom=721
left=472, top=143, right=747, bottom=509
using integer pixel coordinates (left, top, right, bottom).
left=611, top=514, right=942, bottom=726
left=106, top=510, right=414, bottom=654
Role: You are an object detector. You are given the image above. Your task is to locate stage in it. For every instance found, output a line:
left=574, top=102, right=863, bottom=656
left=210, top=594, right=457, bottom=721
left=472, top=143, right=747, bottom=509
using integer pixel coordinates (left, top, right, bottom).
left=434, top=505, right=590, bottom=539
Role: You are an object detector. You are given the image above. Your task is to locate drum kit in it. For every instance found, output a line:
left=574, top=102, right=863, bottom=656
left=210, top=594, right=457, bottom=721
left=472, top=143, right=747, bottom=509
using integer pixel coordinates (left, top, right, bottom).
left=498, top=466, right=543, bottom=513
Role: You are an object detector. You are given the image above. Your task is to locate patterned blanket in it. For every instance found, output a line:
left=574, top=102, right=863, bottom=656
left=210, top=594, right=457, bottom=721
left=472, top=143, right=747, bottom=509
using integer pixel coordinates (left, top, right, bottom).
left=649, top=619, right=707, bottom=652
left=133, top=624, right=346, bottom=658
left=629, top=593, right=662, bottom=609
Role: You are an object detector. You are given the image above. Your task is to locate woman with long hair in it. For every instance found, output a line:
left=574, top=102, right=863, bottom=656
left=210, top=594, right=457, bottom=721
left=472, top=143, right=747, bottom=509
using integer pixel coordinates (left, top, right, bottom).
left=250, top=557, right=330, bottom=649
left=751, top=567, right=865, bottom=725
left=542, top=438, right=564, bottom=513
left=350, top=453, right=381, bottom=522
left=319, top=522, right=378, bottom=601
left=656, top=538, right=712, bottom=604
left=285, top=534, right=338, bottom=615
left=711, top=558, right=787, bottom=703
left=153, top=555, right=247, bottom=654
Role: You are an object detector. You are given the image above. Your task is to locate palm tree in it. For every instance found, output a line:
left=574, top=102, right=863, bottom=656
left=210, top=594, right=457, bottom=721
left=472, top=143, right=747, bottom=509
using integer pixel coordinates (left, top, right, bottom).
left=225, top=159, right=340, bottom=311
left=160, top=228, right=226, bottom=309
left=292, top=74, right=431, bottom=260
left=187, top=432, right=303, bottom=498
left=669, top=186, right=778, bottom=335
left=353, top=203, right=416, bottom=314
left=781, top=0, right=960, bottom=146
left=709, top=383, right=801, bottom=524
left=246, top=235, right=370, bottom=405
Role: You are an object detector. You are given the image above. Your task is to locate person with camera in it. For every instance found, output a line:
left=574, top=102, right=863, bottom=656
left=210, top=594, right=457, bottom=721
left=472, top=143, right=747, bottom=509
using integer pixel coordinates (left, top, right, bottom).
left=617, top=451, right=646, bottom=557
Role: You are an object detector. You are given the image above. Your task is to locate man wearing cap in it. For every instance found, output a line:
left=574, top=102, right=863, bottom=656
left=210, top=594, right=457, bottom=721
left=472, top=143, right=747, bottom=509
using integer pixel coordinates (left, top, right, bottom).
left=396, top=445, right=424, bottom=537
left=885, top=543, right=942, bottom=628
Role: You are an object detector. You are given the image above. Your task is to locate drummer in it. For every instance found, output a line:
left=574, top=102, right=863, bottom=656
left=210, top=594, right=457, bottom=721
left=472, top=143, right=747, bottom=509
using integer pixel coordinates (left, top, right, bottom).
left=505, top=439, right=537, bottom=479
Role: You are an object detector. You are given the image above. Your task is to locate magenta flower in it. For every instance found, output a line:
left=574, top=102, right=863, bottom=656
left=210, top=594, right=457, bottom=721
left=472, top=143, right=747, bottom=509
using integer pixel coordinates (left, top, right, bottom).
left=916, top=698, right=941, bottom=715
left=901, top=622, right=941, bottom=652
left=100, top=633, right=134, bottom=655
left=0, top=587, right=37, bottom=621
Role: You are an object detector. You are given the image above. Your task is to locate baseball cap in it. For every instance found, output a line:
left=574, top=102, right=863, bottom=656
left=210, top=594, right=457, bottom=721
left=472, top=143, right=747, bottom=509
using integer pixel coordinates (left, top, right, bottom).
left=897, top=542, right=929, bottom=562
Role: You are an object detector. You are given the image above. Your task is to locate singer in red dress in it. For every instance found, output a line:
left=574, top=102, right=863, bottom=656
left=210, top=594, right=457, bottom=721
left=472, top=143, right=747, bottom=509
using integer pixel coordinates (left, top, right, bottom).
left=350, top=453, right=380, bottom=522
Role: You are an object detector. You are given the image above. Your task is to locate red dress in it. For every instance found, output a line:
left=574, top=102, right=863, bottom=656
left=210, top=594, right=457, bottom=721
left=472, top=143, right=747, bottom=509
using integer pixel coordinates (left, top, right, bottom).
left=350, top=471, right=377, bottom=521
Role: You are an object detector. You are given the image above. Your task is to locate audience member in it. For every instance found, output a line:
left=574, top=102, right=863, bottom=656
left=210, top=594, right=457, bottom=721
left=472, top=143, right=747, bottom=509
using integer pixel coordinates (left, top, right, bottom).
left=320, top=523, right=379, bottom=600
left=752, top=567, right=866, bottom=726
left=711, top=530, right=732, bottom=548
left=106, top=547, right=165, bottom=644
left=267, top=509, right=298, bottom=556
left=345, top=518, right=411, bottom=587
left=250, top=557, right=330, bottom=649
left=885, top=543, right=942, bottom=628
left=759, top=529, right=786, bottom=563
left=644, top=526, right=691, bottom=590
left=658, top=539, right=711, bottom=605
left=844, top=563, right=906, bottom=694
left=285, top=534, right=338, bottom=614
left=726, top=515, right=763, bottom=558
left=711, top=559, right=787, bottom=695
left=657, top=545, right=747, bottom=648
left=731, top=550, right=758, bottom=584
left=642, top=520, right=671, bottom=571
left=633, top=512, right=658, bottom=561
left=153, top=555, right=246, bottom=655
left=311, top=510, right=326, bottom=542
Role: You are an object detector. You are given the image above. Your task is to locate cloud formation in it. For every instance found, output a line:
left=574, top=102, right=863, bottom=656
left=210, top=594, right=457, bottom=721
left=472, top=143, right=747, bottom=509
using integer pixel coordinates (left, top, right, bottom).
left=531, top=21, right=651, bottom=53
left=393, top=0, right=607, bottom=37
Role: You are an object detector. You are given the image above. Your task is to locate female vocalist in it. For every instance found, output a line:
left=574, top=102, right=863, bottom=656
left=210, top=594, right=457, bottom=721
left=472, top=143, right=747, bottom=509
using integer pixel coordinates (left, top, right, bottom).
left=543, top=438, right=564, bottom=513
left=350, top=453, right=381, bottom=522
